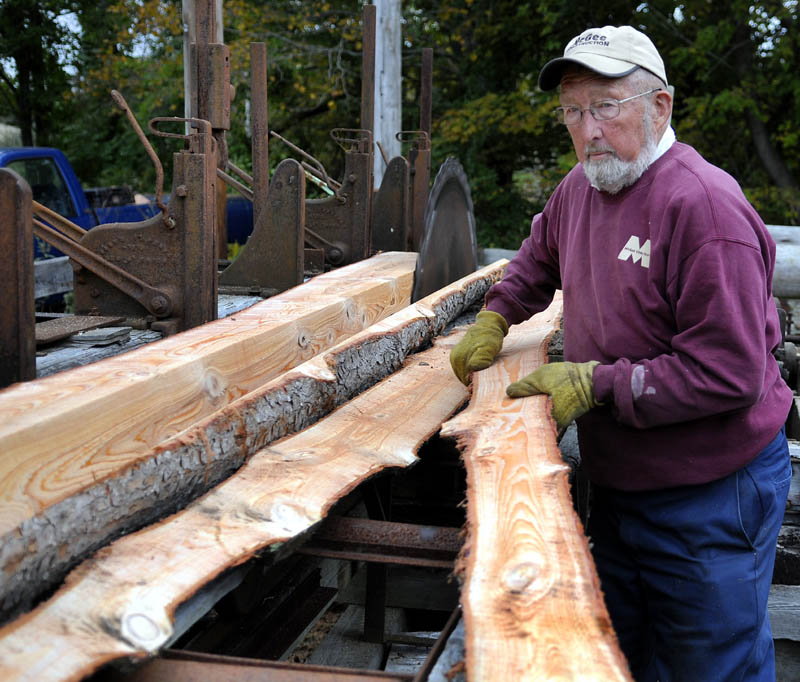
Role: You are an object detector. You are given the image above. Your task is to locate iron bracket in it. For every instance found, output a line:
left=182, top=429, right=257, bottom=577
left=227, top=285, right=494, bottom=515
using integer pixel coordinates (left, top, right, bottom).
left=71, top=117, right=219, bottom=334
left=0, top=168, right=35, bottom=388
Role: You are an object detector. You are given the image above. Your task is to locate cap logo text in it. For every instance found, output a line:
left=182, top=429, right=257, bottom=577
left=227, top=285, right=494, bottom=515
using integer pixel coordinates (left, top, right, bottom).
left=569, top=34, right=609, bottom=51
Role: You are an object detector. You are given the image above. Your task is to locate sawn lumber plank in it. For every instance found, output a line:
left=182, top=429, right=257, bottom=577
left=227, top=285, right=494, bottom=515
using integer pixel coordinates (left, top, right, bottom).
left=0, top=252, right=414, bottom=620
left=0, top=252, right=416, bottom=524
left=441, top=294, right=632, bottom=681
left=0, top=261, right=506, bottom=628
left=0, top=327, right=470, bottom=682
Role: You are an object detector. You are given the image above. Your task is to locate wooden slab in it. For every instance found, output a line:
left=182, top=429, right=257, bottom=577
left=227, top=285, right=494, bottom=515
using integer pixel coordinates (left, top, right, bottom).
left=34, top=296, right=261, bottom=378
left=0, top=252, right=411, bottom=619
left=34, top=315, right=125, bottom=346
left=0, top=260, right=506, bottom=625
left=441, top=294, right=632, bottom=681
left=34, top=255, right=72, bottom=298
left=307, top=606, right=405, bottom=670
left=0, top=331, right=470, bottom=682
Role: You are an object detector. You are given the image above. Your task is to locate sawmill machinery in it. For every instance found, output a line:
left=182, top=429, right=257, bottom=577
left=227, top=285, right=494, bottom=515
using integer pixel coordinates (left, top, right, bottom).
left=0, top=3, right=479, bottom=389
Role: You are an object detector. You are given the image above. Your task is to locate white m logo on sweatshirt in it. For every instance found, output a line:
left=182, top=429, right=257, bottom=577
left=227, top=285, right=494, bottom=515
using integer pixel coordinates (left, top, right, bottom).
left=618, top=236, right=651, bottom=268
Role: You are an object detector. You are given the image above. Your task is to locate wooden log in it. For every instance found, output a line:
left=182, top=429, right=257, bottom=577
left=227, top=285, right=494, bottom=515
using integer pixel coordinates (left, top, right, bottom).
left=0, top=260, right=506, bottom=625
left=440, top=294, right=632, bottom=681
left=0, top=252, right=412, bottom=619
left=0, top=326, right=471, bottom=682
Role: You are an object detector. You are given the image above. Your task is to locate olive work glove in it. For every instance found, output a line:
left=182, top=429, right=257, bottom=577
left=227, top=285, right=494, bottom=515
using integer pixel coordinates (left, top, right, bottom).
left=450, top=310, right=509, bottom=385
left=506, top=361, right=601, bottom=430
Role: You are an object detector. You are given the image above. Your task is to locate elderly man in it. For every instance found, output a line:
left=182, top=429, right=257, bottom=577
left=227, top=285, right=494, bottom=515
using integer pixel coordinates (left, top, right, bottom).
left=451, top=26, right=792, bottom=681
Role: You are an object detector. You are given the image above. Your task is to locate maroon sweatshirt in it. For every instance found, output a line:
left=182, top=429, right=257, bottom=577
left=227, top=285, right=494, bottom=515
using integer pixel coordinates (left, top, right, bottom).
left=485, top=141, right=792, bottom=491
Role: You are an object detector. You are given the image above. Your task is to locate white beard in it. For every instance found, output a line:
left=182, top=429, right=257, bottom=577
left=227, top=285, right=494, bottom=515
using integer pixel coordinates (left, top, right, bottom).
left=582, top=124, right=658, bottom=194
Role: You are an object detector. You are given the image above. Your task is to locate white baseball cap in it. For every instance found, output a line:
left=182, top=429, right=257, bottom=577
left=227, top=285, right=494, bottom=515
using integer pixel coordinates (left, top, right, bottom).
left=538, top=26, right=668, bottom=91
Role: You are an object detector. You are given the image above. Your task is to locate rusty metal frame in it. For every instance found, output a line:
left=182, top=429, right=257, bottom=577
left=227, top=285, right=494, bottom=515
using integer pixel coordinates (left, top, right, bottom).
left=296, top=514, right=459, bottom=652
left=371, top=47, right=433, bottom=255
left=32, top=199, right=87, bottom=241
left=33, top=216, right=176, bottom=318
left=268, top=5, right=376, bottom=270
left=102, top=513, right=463, bottom=681
left=297, top=2, right=375, bottom=268
left=218, top=42, right=305, bottom=296
left=371, top=155, right=409, bottom=254
left=250, top=43, right=270, bottom=229
left=64, top=116, right=218, bottom=334
left=227, top=4, right=435, bottom=281
left=405, top=130, right=431, bottom=254
left=0, top=168, right=35, bottom=388
left=114, top=650, right=414, bottom=681
left=364, top=477, right=391, bottom=645
left=411, top=607, right=461, bottom=682
left=303, top=127, right=374, bottom=267
left=190, top=0, right=231, bottom=253
left=219, top=158, right=305, bottom=296
left=296, top=517, right=461, bottom=570
left=413, top=48, right=433, bottom=251
left=111, top=90, right=169, bottom=217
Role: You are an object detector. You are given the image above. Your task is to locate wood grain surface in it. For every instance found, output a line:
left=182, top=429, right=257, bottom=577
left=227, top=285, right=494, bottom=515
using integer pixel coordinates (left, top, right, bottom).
left=0, top=334, right=469, bottom=682
left=0, top=260, right=505, bottom=628
left=441, top=294, right=632, bottom=681
left=0, top=252, right=416, bottom=530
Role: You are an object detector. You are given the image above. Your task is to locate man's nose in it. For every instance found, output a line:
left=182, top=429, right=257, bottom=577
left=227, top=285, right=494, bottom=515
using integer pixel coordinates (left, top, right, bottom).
left=576, top=112, right=604, bottom=138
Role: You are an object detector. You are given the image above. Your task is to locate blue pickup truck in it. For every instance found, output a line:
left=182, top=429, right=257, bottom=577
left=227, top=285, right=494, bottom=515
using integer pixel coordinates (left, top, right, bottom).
left=0, top=147, right=254, bottom=260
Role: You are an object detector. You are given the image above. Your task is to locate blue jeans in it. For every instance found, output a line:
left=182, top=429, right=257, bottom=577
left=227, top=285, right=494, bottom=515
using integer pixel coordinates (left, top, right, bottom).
left=588, top=428, right=791, bottom=682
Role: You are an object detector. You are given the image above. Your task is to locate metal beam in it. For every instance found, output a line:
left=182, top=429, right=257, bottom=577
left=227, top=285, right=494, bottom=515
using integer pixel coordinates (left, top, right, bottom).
left=111, top=650, right=414, bottom=681
left=0, top=168, right=35, bottom=388
left=296, top=517, right=461, bottom=569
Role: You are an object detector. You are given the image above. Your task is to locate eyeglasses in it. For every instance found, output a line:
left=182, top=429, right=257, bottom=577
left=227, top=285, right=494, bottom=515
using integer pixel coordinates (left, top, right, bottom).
left=554, top=88, right=662, bottom=126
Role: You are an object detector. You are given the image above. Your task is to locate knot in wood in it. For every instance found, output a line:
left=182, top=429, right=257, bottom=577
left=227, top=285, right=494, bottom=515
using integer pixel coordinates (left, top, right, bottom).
left=503, top=562, right=540, bottom=594
left=120, top=610, right=170, bottom=651
left=203, top=370, right=227, bottom=404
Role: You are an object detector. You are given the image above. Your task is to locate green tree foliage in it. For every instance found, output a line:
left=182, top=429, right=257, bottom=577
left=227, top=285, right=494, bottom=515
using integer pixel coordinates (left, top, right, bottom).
left=635, top=0, right=800, bottom=223
left=222, top=0, right=367, bottom=183
left=0, top=0, right=76, bottom=146
left=406, top=0, right=799, bottom=243
left=58, top=0, right=185, bottom=189
left=0, top=1, right=797, bottom=243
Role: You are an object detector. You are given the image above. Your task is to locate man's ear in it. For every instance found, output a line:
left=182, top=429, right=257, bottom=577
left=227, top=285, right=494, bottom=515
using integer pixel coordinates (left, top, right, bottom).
left=655, top=88, right=674, bottom=131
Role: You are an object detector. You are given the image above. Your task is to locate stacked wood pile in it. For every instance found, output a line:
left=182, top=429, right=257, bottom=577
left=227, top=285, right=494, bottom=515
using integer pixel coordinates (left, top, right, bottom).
left=0, top=252, right=420, bottom=623
left=0, top=254, right=630, bottom=681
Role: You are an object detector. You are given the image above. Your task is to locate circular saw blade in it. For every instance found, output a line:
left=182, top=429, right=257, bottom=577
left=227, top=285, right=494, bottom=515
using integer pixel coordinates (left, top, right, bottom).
left=411, top=157, right=478, bottom=302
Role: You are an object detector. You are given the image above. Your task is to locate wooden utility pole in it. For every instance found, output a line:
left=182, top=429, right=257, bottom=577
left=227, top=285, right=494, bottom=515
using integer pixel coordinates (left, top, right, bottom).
left=372, top=0, right=402, bottom=188
left=182, top=1, right=195, bottom=130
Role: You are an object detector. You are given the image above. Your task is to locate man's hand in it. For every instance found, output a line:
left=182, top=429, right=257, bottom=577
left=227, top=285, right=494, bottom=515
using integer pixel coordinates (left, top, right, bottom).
left=506, top=361, right=601, bottom=429
left=450, top=310, right=509, bottom=385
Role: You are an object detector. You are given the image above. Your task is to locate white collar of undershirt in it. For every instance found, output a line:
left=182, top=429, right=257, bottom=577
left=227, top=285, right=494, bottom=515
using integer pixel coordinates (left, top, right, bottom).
left=651, top=126, right=676, bottom=165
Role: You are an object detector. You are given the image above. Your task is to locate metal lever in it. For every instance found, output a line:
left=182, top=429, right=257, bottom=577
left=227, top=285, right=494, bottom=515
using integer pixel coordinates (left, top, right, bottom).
left=270, top=130, right=342, bottom=202
left=110, top=90, right=169, bottom=219
left=32, top=200, right=87, bottom=242
left=330, top=128, right=372, bottom=154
